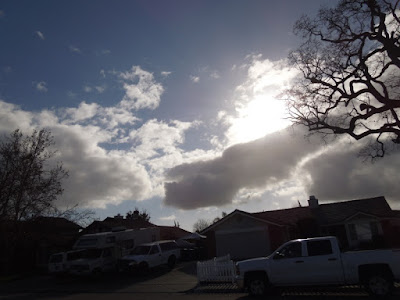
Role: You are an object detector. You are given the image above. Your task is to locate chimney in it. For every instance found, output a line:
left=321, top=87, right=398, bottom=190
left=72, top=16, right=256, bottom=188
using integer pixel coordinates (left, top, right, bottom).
left=308, top=195, right=319, bottom=208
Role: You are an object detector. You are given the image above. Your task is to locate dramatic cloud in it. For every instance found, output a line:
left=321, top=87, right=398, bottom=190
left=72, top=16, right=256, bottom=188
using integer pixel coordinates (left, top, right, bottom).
left=35, top=31, right=45, bottom=40
left=217, top=55, right=299, bottom=146
left=301, top=139, right=400, bottom=204
left=164, top=127, right=321, bottom=209
left=0, top=64, right=201, bottom=210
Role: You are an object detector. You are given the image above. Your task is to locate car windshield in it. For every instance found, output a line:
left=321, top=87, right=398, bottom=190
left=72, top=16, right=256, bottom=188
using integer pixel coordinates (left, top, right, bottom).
left=66, top=250, right=84, bottom=261
left=130, top=245, right=151, bottom=255
left=49, top=254, right=63, bottom=263
left=82, top=249, right=103, bottom=259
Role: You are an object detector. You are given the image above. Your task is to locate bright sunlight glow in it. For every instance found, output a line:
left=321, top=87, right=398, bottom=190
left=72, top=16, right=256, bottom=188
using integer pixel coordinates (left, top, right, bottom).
left=227, top=94, right=290, bottom=144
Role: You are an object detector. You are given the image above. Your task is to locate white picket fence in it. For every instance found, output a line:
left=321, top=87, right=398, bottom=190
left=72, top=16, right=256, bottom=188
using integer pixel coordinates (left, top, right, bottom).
left=196, top=254, right=236, bottom=283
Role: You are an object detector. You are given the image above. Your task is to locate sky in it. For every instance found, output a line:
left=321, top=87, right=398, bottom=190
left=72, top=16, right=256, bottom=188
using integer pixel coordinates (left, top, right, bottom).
left=1, top=0, right=399, bottom=231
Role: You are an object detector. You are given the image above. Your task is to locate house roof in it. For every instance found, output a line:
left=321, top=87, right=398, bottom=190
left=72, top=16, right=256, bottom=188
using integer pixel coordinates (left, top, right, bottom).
left=202, top=196, right=399, bottom=233
left=201, top=208, right=284, bottom=234
left=314, top=196, right=398, bottom=225
left=158, top=226, right=191, bottom=240
left=254, top=196, right=398, bottom=226
left=83, top=217, right=156, bottom=234
left=253, top=206, right=313, bottom=226
left=21, top=217, right=82, bottom=235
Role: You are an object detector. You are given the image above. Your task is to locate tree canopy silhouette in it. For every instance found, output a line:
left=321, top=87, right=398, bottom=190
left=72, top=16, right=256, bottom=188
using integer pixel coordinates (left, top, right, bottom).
left=285, top=0, right=400, bottom=158
left=0, top=129, right=68, bottom=221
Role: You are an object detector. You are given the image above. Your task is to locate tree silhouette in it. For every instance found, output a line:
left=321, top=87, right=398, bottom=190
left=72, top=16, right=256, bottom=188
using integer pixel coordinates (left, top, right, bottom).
left=0, top=129, right=68, bottom=221
left=285, top=0, right=400, bottom=159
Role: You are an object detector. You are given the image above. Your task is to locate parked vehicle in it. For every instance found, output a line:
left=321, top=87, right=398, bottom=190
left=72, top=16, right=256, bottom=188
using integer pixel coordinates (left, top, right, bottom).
left=118, top=240, right=180, bottom=272
left=236, top=236, right=400, bottom=297
left=48, top=249, right=85, bottom=275
left=69, top=227, right=159, bottom=276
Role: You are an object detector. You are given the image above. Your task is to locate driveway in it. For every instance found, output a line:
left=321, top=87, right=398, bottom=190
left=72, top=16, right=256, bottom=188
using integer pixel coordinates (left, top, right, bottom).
left=0, top=261, right=199, bottom=299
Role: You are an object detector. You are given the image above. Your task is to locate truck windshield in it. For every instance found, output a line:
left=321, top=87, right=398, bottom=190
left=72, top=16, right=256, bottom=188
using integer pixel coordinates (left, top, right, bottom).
left=130, top=246, right=151, bottom=255
left=83, top=249, right=103, bottom=259
left=49, top=254, right=63, bottom=263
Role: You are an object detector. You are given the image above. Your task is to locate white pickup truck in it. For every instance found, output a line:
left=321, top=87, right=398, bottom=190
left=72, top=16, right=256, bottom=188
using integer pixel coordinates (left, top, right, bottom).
left=236, top=236, right=400, bottom=297
left=118, top=240, right=181, bottom=272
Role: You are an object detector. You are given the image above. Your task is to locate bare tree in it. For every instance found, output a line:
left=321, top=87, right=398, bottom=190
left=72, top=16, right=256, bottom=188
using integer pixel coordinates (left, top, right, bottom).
left=193, top=218, right=210, bottom=233
left=46, top=204, right=96, bottom=227
left=285, top=0, right=400, bottom=159
left=0, top=129, right=68, bottom=221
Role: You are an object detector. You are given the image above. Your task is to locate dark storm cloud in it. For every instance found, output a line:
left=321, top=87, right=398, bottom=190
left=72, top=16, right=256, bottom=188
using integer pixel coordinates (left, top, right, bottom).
left=164, top=127, right=321, bottom=209
left=301, top=140, right=400, bottom=204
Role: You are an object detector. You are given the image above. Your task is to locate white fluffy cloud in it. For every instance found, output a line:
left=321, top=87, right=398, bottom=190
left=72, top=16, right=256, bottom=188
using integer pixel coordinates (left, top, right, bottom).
left=119, top=66, right=164, bottom=110
left=0, top=65, right=197, bottom=210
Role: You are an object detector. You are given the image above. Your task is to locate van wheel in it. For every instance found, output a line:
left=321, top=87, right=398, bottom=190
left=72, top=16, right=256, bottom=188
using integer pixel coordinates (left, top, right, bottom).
left=167, top=255, right=176, bottom=269
left=248, top=275, right=267, bottom=296
left=365, top=273, right=393, bottom=297
left=139, top=262, right=149, bottom=273
left=92, top=268, right=102, bottom=277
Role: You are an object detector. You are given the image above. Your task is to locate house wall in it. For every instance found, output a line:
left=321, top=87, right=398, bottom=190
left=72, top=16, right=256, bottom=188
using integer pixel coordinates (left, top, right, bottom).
left=381, top=219, right=400, bottom=248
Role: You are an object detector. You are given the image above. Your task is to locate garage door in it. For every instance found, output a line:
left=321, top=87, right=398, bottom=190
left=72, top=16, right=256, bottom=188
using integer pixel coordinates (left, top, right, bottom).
left=215, top=227, right=270, bottom=259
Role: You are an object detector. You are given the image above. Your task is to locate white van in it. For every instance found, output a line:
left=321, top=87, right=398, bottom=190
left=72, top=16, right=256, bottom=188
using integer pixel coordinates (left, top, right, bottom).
left=69, top=227, right=159, bottom=275
left=48, top=249, right=85, bottom=275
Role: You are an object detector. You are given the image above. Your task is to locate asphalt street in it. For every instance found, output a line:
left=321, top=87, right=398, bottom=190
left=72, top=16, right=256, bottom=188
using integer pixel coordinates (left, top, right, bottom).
left=1, top=262, right=399, bottom=300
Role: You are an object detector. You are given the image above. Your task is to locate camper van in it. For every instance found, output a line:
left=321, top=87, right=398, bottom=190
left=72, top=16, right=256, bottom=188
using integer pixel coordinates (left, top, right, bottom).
left=69, top=227, right=159, bottom=275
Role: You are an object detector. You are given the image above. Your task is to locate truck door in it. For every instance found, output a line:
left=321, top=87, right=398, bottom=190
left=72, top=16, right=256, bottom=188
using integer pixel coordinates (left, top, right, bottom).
left=302, top=239, right=344, bottom=284
left=148, top=245, right=162, bottom=268
left=269, top=241, right=307, bottom=285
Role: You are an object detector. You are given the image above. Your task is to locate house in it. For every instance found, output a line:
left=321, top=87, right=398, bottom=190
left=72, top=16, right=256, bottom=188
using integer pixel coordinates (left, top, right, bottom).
left=83, top=212, right=191, bottom=242
left=0, top=217, right=82, bottom=274
left=201, top=196, right=400, bottom=260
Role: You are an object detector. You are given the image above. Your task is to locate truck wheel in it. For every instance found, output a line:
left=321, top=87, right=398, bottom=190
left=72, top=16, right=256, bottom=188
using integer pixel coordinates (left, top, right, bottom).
left=167, top=255, right=176, bottom=269
left=365, top=273, right=393, bottom=297
left=248, top=275, right=267, bottom=296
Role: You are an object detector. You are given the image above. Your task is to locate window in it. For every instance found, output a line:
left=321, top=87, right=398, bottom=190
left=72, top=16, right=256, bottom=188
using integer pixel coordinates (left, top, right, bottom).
left=307, top=240, right=333, bottom=256
left=160, top=242, right=178, bottom=251
left=149, top=245, right=160, bottom=254
left=76, top=238, right=97, bottom=247
left=274, top=242, right=302, bottom=259
left=348, top=221, right=380, bottom=241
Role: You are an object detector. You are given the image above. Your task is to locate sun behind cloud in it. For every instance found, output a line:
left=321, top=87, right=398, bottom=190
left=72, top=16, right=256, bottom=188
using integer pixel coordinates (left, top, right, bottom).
left=222, top=56, right=297, bottom=145
left=228, top=94, right=289, bottom=144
